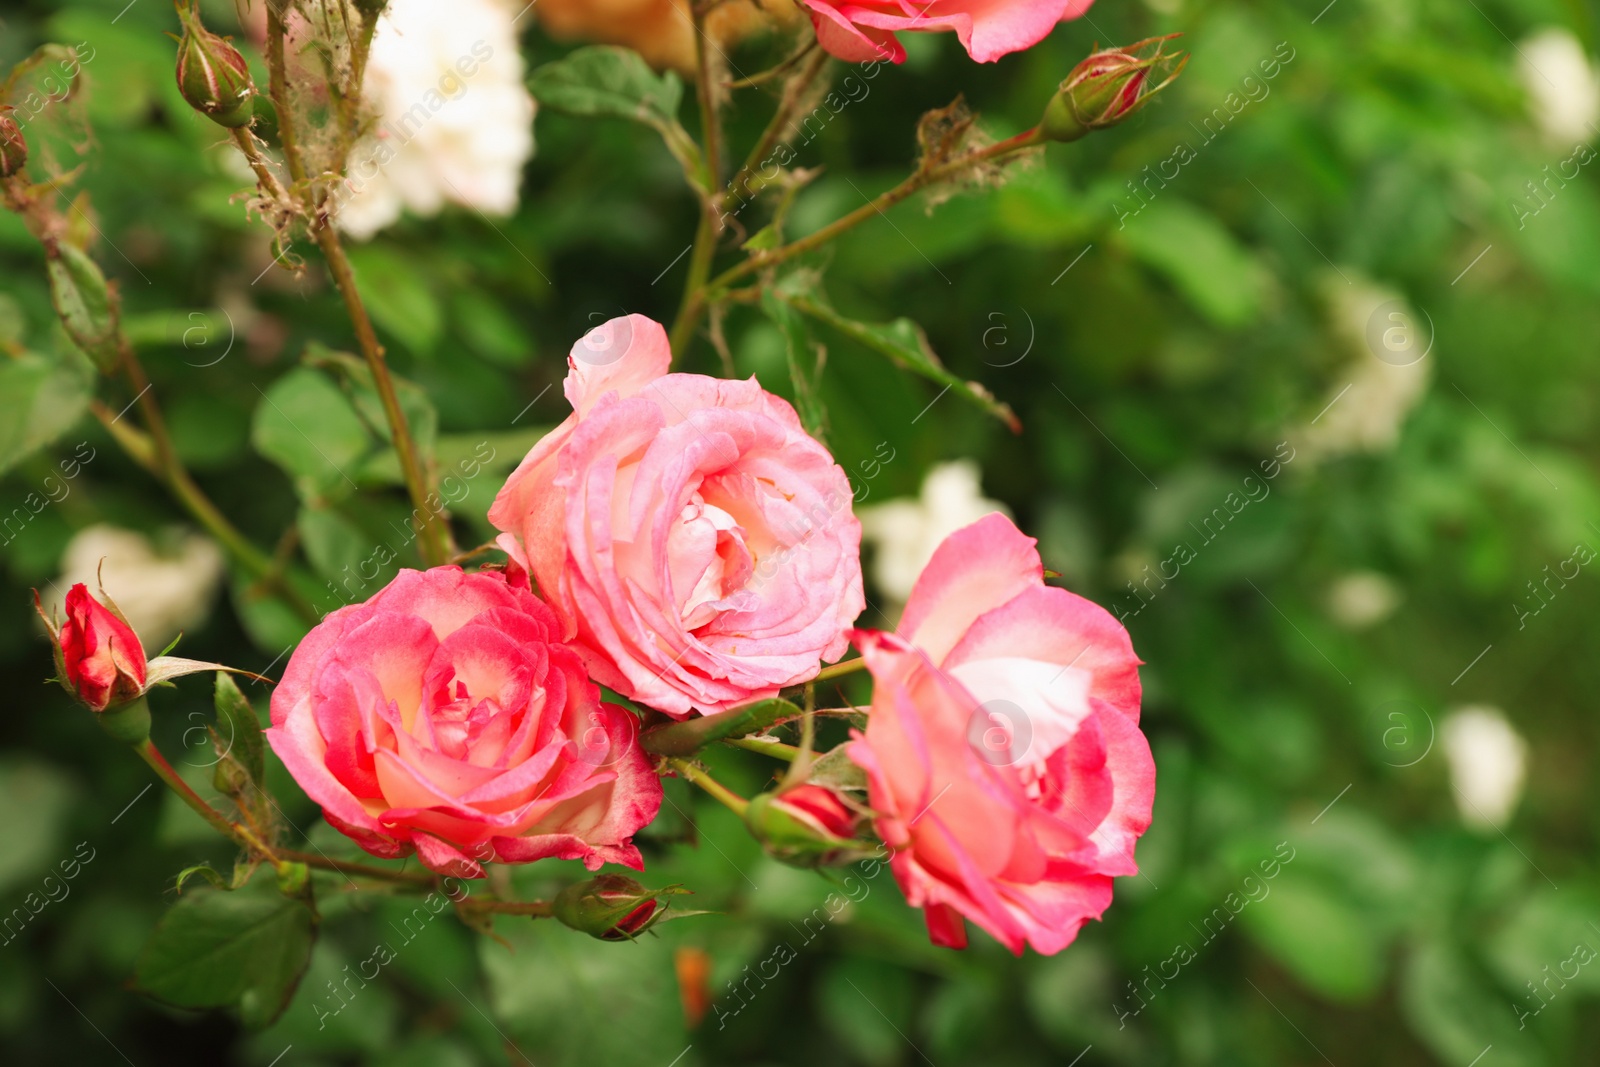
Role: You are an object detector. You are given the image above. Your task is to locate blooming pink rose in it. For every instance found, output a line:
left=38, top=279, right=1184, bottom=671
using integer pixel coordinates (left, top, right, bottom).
left=55, top=584, right=148, bottom=711
left=849, top=513, right=1152, bottom=954
left=266, top=567, right=661, bottom=878
left=798, top=0, right=1095, bottom=64
left=488, top=314, right=864, bottom=718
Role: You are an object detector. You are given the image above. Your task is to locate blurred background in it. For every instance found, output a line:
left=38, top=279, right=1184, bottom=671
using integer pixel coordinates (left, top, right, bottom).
left=3, top=0, right=1600, bottom=1064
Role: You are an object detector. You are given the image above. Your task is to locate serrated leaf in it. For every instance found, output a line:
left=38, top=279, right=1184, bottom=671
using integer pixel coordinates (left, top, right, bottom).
left=528, top=46, right=701, bottom=180
left=777, top=289, right=1019, bottom=432
left=0, top=349, right=93, bottom=477
left=213, top=673, right=265, bottom=791
left=762, top=290, right=828, bottom=442
left=135, top=882, right=316, bottom=1028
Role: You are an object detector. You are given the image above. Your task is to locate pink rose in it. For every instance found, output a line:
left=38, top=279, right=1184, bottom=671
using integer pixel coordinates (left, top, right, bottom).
left=849, top=513, right=1153, bottom=954
left=266, top=567, right=661, bottom=878
left=798, top=0, right=1095, bottom=64
left=488, top=314, right=864, bottom=718
left=53, top=584, right=148, bottom=712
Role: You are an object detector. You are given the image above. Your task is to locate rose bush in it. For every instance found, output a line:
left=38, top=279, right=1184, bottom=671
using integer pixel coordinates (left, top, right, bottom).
left=798, top=0, right=1096, bottom=64
left=848, top=513, right=1153, bottom=953
left=266, top=566, right=661, bottom=878
left=489, top=314, right=864, bottom=717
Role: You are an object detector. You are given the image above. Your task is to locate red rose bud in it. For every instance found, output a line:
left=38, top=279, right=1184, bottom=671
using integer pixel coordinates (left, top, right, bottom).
left=744, top=784, right=864, bottom=866
left=173, top=1, right=256, bottom=128
left=1040, top=35, right=1188, bottom=144
left=0, top=107, right=26, bottom=179
left=553, top=874, right=664, bottom=941
left=41, top=584, right=148, bottom=711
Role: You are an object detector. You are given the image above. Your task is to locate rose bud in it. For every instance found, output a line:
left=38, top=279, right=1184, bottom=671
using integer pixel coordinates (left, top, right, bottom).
left=173, top=1, right=256, bottom=128
left=36, top=585, right=152, bottom=743
left=1040, top=35, right=1187, bottom=143
left=744, top=783, right=864, bottom=866
left=0, top=106, right=27, bottom=179
left=553, top=874, right=666, bottom=941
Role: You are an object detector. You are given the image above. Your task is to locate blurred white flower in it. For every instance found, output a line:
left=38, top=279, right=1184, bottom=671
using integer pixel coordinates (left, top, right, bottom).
left=859, top=461, right=1010, bottom=602
left=1326, top=571, right=1401, bottom=629
left=336, top=0, right=535, bottom=240
left=51, top=525, right=225, bottom=650
left=1441, top=706, right=1528, bottom=831
left=1297, top=274, right=1431, bottom=461
left=1518, top=28, right=1600, bottom=144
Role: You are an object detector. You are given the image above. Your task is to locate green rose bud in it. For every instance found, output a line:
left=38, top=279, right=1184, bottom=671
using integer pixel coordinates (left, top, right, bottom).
left=553, top=875, right=665, bottom=941
left=1040, top=35, right=1188, bottom=144
left=173, top=1, right=256, bottom=128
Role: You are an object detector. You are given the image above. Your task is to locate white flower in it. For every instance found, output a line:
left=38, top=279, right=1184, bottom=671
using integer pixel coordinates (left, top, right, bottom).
left=1326, top=571, right=1401, bottom=629
left=859, top=461, right=1010, bottom=602
left=1518, top=28, right=1600, bottom=144
left=51, top=525, right=225, bottom=649
left=1441, top=706, right=1528, bottom=831
left=1298, top=274, right=1431, bottom=461
left=336, top=0, right=535, bottom=239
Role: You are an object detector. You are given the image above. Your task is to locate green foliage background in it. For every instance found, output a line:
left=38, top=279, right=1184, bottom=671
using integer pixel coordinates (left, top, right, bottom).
left=3, top=0, right=1600, bottom=1064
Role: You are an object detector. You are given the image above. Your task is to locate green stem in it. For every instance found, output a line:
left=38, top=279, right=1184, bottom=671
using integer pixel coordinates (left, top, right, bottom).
left=278, top=849, right=435, bottom=887
left=811, top=657, right=868, bottom=684
left=725, top=736, right=799, bottom=761
left=668, top=758, right=750, bottom=817
left=668, top=2, right=728, bottom=360
left=704, top=127, right=1046, bottom=301
left=135, top=737, right=275, bottom=857
left=456, top=898, right=555, bottom=917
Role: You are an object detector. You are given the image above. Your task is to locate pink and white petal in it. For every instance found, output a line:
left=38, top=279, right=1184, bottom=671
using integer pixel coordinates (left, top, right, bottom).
left=946, top=584, right=1142, bottom=722
left=266, top=703, right=388, bottom=838
left=565, top=314, right=672, bottom=417
left=322, top=808, right=413, bottom=860
left=1000, top=873, right=1115, bottom=956
left=897, top=513, right=1043, bottom=665
left=413, top=833, right=486, bottom=879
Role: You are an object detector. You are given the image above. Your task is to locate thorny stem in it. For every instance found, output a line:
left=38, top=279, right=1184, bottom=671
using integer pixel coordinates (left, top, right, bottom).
left=723, top=45, right=830, bottom=214
left=668, top=757, right=751, bottom=817
left=669, top=2, right=729, bottom=359
left=260, top=14, right=451, bottom=567
left=135, top=737, right=277, bottom=859
left=136, top=738, right=436, bottom=887
left=678, top=126, right=1045, bottom=344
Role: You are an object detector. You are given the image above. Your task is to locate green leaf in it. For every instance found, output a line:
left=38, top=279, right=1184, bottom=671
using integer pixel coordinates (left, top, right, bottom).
left=482, top=916, right=688, bottom=1067
left=528, top=46, right=700, bottom=180
left=1401, top=940, right=1544, bottom=1067
left=776, top=288, right=1019, bottom=432
left=250, top=367, right=372, bottom=499
left=134, top=882, right=316, bottom=1028
left=1119, top=199, right=1267, bottom=328
left=343, top=245, right=443, bottom=356
left=762, top=290, right=828, bottom=442
left=174, top=863, right=230, bottom=893
left=46, top=243, right=119, bottom=370
left=304, top=346, right=439, bottom=470
left=806, top=745, right=867, bottom=793
left=213, top=673, right=265, bottom=791
left=0, top=349, right=93, bottom=477
left=1238, top=869, right=1386, bottom=1002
